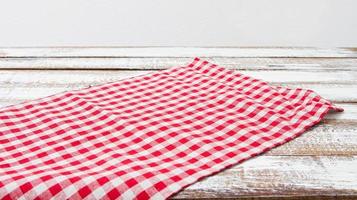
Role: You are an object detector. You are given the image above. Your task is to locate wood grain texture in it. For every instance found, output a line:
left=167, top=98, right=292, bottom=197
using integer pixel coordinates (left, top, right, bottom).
left=0, top=57, right=357, bottom=70
left=0, top=70, right=355, bottom=103
left=0, top=70, right=356, bottom=84
left=2, top=84, right=355, bottom=103
left=266, top=120, right=357, bottom=156
left=0, top=47, right=356, bottom=199
left=1, top=47, right=357, bottom=58
left=172, top=156, right=357, bottom=199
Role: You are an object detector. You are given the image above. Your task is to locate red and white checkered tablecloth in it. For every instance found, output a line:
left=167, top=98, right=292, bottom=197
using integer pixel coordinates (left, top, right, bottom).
left=0, top=58, right=343, bottom=199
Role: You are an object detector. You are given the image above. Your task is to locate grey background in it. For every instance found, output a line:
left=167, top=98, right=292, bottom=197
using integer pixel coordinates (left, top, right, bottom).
left=1, top=0, right=356, bottom=47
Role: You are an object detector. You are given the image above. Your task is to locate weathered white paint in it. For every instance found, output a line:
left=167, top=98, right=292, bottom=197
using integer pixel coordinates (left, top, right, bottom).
left=0, top=70, right=356, bottom=85
left=1, top=83, right=355, bottom=103
left=173, top=156, right=357, bottom=198
left=1, top=57, right=357, bottom=70
left=324, top=103, right=357, bottom=120
left=1, top=47, right=357, bottom=58
left=0, top=47, right=356, bottom=199
left=0, top=70, right=356, bottom=104
left=267, top=122, right=357, bottom=156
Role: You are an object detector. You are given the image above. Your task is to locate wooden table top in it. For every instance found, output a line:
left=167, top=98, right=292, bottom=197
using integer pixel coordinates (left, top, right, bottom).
left=0, top=47, right=356, bottom=199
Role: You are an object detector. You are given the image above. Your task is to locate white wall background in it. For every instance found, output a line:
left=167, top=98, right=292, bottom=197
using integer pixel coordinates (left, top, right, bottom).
left=0, top=0, right=356, bottom=47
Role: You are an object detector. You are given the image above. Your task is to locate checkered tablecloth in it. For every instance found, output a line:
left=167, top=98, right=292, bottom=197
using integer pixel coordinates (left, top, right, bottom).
left=0, top=58, right=343, bottom=199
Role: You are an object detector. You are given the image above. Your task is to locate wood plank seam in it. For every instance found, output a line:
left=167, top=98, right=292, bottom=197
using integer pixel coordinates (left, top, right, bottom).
left=0, top=48, right=356, bottom=199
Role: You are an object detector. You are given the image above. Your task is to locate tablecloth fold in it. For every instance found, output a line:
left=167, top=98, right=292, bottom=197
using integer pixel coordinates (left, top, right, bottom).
left=0, top=58, right=343, bottom=199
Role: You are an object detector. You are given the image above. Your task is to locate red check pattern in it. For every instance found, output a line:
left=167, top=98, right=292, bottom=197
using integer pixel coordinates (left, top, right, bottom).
left=0, top=58, right=343, bottom=199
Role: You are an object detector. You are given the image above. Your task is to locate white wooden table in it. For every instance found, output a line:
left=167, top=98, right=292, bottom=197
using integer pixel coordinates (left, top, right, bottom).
left=0, top=47, right=356, bottom=199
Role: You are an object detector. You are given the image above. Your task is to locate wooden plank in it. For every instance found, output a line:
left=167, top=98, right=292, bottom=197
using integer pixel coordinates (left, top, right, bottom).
left=0, top=70, right=356, bottom=85
left=0, top=72, right=355, bottom=103
left=277, top=84, right=357, bottom=103
left=324, top=103, right=357, bottom=120
left=172, top=156, right=357, bottom=199
left=0, top=84, right=356, bottom=104
left=0, top=57, right=357, bottom=70
left=0, top=48, right=356, bottom=199
left=266, top=120, right=357, bottom=156
left=1, top=47, right=357, bottom=58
